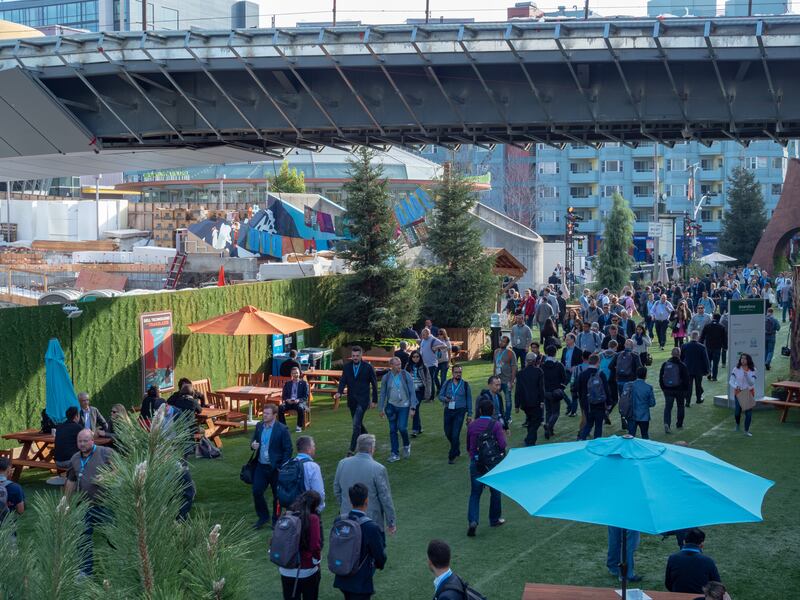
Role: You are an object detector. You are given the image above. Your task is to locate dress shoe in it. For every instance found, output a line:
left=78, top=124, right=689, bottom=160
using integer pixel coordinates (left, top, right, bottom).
left=490, top=518, right=506, bottom=527
left=467, top=522, right=477, bottom=537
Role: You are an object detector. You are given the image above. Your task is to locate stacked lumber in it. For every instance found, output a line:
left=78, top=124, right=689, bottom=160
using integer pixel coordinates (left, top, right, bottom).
left=31, top=240, right=119, bottom=252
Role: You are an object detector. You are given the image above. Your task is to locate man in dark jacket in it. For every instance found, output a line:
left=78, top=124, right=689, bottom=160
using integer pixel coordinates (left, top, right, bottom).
left=477, top=376, right=507, bottom=431
left=278, top=366, right=310, bottom=432
left=250, top=404, right=292, bottom=529
left=665, top=528, right=721, bottom=594
left=577, top=354, right=611, bottom=440
left=541, top=345, right=570, bottom=439
left=54, top=406, right=82, bottom=469
left=601, top=325, right=627, bottom=350
left=429, top=539, right=481, bottom=600
left=515, top=352, right=546, bottom=446
left=334, top=482, right=387, bottom=599
left=561, top=334, right=583, bottom=417
left=660, top=348, right=691, bottom=433
left=700, top=314, right=727, bottom=381
left=681, top=331, right=711, bottom=406
left=610, top=340, right=643, bottom=428
left=278, top=349, right=302, bottom=377
left=335, top=346, right=379, bottom=456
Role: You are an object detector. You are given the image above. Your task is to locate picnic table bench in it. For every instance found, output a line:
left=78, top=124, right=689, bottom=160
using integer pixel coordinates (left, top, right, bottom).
left=306, top=369, right=343, bottom=409
left=1, top=430, right=112, bottom=481
left=198, top=408, right=236, bottom=448
left=215, top=386, right=283, bottom=414
left=522, top=583, right=698, bottom=599
left=761, top=380, right=800, bottom=422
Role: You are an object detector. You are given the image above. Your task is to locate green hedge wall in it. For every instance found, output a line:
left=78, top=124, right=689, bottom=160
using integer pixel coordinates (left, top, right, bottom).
left=0, top=276, right=341, bottom=439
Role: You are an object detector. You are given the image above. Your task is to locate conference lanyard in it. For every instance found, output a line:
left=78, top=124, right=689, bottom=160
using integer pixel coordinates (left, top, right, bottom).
left=451, top=380, right=463, bottom=398
left=392, top=373, right=402, bottom=389
left=353, top=362, right=361, bottom=379
left=79, top=445, right=96, bottom=480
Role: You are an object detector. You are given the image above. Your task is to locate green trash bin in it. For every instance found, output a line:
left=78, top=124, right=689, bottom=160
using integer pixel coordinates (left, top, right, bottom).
left=301, top=347, right=333, bottom=370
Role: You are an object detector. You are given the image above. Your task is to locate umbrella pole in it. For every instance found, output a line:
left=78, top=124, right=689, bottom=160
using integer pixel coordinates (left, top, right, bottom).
left=247, top=334, right=253, bottom=423
left=620, top=527, right=628, bottom=598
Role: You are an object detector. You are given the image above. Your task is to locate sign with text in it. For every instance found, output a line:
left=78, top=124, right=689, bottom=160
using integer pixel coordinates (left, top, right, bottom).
left=140, top=311, right=175, bottom=394
left=728, top=299, right=765, bottom=400
left=647, top=222, right=663, bottom=238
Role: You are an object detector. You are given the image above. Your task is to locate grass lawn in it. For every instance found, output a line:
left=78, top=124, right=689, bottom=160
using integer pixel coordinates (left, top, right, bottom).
left=14, top=344, right=800, bottom=599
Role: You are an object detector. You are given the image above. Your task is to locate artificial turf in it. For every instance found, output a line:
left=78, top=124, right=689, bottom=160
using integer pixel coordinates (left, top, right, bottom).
left=13, top=343, right=800, bottom=599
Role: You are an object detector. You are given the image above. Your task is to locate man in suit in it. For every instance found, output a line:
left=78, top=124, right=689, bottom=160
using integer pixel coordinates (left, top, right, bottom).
left=78, top=392, right=108, bottom=434
left=514, top=352, right=546, bottom=446
left=250, top=404, right=292, bottom=529
left=680, top=331, right=711, bottom=406
left=335, top=346, right=379, bottom=456
left=561, top=334, right=583, bottom=417
left=333, top=434, right=397, bottom=536
left=617, top=310, right=636, bottom=339
left=333, top=482, right=387, bottom=599
left=278, top=366, right=309, bottom=433
left=665, top=528, right=721, bottom=594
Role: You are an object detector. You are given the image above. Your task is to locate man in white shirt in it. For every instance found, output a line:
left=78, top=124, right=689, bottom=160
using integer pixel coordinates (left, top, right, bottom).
left=419, top=328, right=446, bottom=399
left=295, top=435, right=325, bottom=512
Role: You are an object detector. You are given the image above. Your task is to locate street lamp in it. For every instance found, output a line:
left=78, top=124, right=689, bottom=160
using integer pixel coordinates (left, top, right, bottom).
left=62, top=304, right=83, bottom=385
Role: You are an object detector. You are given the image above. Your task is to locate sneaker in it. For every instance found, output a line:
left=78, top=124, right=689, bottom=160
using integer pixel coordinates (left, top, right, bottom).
left=676, top=425, right=683, bottom=430
left=295, top=426, right=303, bottom=433
left=734, top=425, right=740, bottom=432
left=387, top=454, right=400, bottom=463
left=507, top=417, right=513, bottom=425
left=410, top=431, right=418, bottom=438
left=766, top=364, right=771, bottom=370
left=448, top=458, right=455, bottom=465
left=696, top=398, right=704, bottom=404
left=744, top=431, right=753, bottom=437
left=490, top=518, right=506, bottom=528
left=467, top=522, right=477, bottom=537
left=402, top=445, right=411, bottom=459
left=664, top=424, right=671, bottom=434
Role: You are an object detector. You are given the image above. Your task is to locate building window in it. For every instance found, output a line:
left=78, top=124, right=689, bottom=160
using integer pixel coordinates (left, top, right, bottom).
left=746, top=156, right=767, bottom=170
left=633, top=159, right=653, bottom=173
left=637, top=141, right=654, bottom=148
left=700, top=184, right=720, bottom=196
left=570, top=186, right=591, bottom=199
left=553, top=211, right=560, bottom=222
left=633, top=184, right=653, bottom=198
left=772, top=183, right=783, bottom=196
left=602, top=160, right=623, bottom=173
left=700, top=157, right=721, bottom=170
left=570, top=161, right=592, bottom=174
left=603, top=185, right=622, bottom=197
left=668, top=158, right=687, bottom=172
left=669, top=184, right=687, bottom=197
left=538, top=186, right=559, bottom=199
left=570, top=144, right=588, bottom=150
left=538, top=161, right=559, bottom=174
left=771, top=157, right=785, bottom=170
left=603, top=142, right=621, bottom=148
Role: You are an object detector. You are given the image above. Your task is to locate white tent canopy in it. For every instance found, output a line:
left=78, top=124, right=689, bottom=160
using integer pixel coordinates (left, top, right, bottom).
left=700, top=252, right=738, bottom=265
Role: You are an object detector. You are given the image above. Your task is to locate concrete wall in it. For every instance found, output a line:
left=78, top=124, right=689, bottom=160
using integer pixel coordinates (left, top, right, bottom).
left=543, top=242, right=566, bottom=280
left=1, top=199, right=127, bottom=242
left=472, top=202, right=544, bottom=288
left=184, top=255, right=259, bottom=280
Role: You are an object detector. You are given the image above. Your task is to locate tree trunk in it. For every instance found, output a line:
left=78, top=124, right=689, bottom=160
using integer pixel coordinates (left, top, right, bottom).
left=792, top=266, right=800, bottom=380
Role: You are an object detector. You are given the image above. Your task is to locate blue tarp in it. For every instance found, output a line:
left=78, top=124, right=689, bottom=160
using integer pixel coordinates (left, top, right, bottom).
left=45, top=338, right=78, bottom=423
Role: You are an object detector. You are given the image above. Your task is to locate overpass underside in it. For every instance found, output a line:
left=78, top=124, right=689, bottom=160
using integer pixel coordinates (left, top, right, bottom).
left=1, top=17, right=799, bottom=162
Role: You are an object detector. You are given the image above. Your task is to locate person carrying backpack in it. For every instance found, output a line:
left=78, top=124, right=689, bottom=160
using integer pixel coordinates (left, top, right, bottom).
left=623, top=367, right=657, bottom=439
left=0, top=456, right=25, bottom=531
left=660, top=347, right=690, bottom=434
left=277, top=436, right=326, bottom=515
left=270, top=490, right=323, bottom=600
left=577, top=354, right=611, bottom=440
left=541, top=345, right=570, bottom=439
left=331, top=483, right=387, bottom=599
left=466, top=399, right=507, bottom=537
left=610, top=340, right=642, bottom=430
left=428, top=539, right=487, bottom=600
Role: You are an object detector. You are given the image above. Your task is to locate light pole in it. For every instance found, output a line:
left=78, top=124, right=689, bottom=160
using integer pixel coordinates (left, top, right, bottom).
left=63, top=304, right=83, bottom=385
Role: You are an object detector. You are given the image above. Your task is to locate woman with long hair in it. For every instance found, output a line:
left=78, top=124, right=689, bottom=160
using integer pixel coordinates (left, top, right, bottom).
left=406, top=349, right=432, bottom=437
left=730, top=353, right=757, bottom=437
left=541, top=318, right=561, bottom=350
left=671, top=301, right=692, bottom=347
left=563, top=308, right=581, bottom=336
left=632, top=324, right=652, bottom=366
left=280, top=490, right=323, bottom=600
left=436, top=329, right=452, bottom=392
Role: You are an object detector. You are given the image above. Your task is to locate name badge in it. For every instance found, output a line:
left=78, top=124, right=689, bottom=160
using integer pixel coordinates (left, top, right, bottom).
left=448, top=401, right=456, bottom=410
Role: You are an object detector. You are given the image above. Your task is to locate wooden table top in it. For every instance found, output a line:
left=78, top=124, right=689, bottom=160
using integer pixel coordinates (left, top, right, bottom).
left=217, top=386, right=282, bottom=396
left=198, top=408, right=228, bottom=418
left=2, top=430, right=113, bottom=445
left=306, top=369, right=343, bottom=377
left=772, top=380, right=800, bottom=389
left=522, top=583, right=699, bottom=600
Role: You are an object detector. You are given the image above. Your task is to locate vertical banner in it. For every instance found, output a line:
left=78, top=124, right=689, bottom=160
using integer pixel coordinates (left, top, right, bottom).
left=728, top=299, right=766, bottom=400
left=140, top=311, right=175, bottom=393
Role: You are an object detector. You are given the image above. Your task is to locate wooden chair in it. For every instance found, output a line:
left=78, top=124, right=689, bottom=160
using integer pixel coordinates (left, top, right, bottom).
left=206, top=392, right=248, bottom=433
left=236, top=372, right=264, bottom=386
left=191, top=378, right=212, bottom=397
left=269, top=375, right=312, bottom=429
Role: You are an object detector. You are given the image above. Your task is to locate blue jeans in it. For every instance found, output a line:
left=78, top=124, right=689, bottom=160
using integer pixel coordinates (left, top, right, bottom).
left=437, top=362, right=450, bottom=391
left=782, top=301, right=791, bottom=322
left=607, top=527, right=640, bottom=578
left=252, top=462, right=278, bottom=522
left=443, top=407, right=467, bottom=460
left=645, top=315, right=654, bottom=338
left=765, top=335, right=776, bottom=366
left=468, top=460, right=502, bottom=525
left=513, top=347, right=527, bottom=370
left=708, top=348, right=721, bottom=380
left=655, top=319, right=669, bottom=348
left=385, top=403, right=410, bottom=455
left=735, top=398, right=753, bottom=432
left=412, top=388, right=425, bottom=433
left=427, top=365, right=439, bottom=398
left=578, top=406, right=605, bottom=440
left=500, top=383, right=513, bottom=423
left=564, top=387, right=578, bottom=415
left=81, top=505, right=111, bottom=575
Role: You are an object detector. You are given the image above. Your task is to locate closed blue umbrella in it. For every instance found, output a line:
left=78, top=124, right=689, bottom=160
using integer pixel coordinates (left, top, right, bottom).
left=45, top=338, right=79, bottom=423
left=479, top=435, right=774, bottom=595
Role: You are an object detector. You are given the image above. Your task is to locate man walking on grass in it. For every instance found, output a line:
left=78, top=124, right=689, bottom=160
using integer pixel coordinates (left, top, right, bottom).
left=335, top=346, right=379, bottom=456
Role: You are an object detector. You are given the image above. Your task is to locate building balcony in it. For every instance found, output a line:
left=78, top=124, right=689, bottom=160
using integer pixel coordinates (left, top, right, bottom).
left=568, top=171, right=599, bottom=184
left=631, top=196, right=657, bottom=208
left=574, top=219, right=600, bottom=233
left=704, top=194, right=724, bottom=207
left=567, top=196, right=599, bottom=208
left=699, top=220, right=722, bottom=233
left=698, top=168, right=722, bottom=181
left=631, top=143, right=656, bottom=155
left=567, top=146, right=599, bottom=159
left=536, top=220, right=565, bottom=236
left=632, top=169, right=658, bottom=181
left=633, top=221, right=650, bottom=234
left=698, top=142, right=723, bottom=155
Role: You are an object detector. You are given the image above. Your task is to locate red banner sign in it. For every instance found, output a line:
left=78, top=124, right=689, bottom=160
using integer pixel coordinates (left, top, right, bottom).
left=140, top=311, right=175, bottom=394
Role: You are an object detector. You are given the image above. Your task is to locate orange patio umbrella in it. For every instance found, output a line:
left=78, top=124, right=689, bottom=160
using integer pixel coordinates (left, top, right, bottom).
left=187, top=305, right=312, bottom=376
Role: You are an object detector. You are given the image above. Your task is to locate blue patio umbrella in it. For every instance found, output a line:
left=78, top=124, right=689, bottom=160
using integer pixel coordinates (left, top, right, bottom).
left=45, top=338, right=79, bottom=423
left=479, top=435, right=774, bottom=596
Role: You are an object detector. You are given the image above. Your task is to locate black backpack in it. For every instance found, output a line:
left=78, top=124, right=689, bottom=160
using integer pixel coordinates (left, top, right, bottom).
left=277, top=456, right=310, bottom=509
left=435, top=574, right=488, bottom=600
left=662, top=361, right=681, bottom=388
left=618, top=382, right=634, bottom=420
left=475, top=427, right=504, bottom=475
left=587, top=371, right=607, bottom=406
left=269, top=511, right=302, bottom=568
left=616, top=352, right=635, bottom=379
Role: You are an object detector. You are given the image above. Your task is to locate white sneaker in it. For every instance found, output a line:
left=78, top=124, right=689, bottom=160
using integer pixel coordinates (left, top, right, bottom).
left=387, top=454, right=400, bottom=463
left=295, top=426, right=303, bottom=433
left=744, top=431, right=753, bottom=437
left=402, top=445, right=411, bottom=459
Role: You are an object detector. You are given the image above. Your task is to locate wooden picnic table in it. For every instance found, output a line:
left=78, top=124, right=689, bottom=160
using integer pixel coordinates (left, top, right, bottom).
left=762, top=380, right=800, bottom=423
left=522, top=583, right=698, bottom=599
left=306, top=369, right=344, bottom=409
left=198, top=407, right=234, bottom=449
left=1, top=429, right=112, bottom=481
left=216, top=386, right=283, bottom=414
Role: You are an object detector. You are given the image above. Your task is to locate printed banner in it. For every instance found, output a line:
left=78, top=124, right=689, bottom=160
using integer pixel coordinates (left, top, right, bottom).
left=140, top=311, right=175, bottom=394
left=728, top=299, right=766, bottom=400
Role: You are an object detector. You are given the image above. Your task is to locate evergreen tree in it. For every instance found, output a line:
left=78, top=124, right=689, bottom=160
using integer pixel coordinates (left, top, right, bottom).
left=334, top=147, right=418, bottom=338
left=720, top=166, right=769, bottom=264
left=422, top=165, right=498, bottom=328
left=596, top=193, right=634, bottom=292
left=269, top=160, right=306, bottom=193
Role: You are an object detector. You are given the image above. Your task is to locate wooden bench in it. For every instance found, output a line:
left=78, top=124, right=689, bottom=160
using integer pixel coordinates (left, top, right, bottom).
left=12, top=458, right=66, bottom=472
left=207, top=392, right=248, bottom=433
left=758, top=398, right=800, bottom=422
